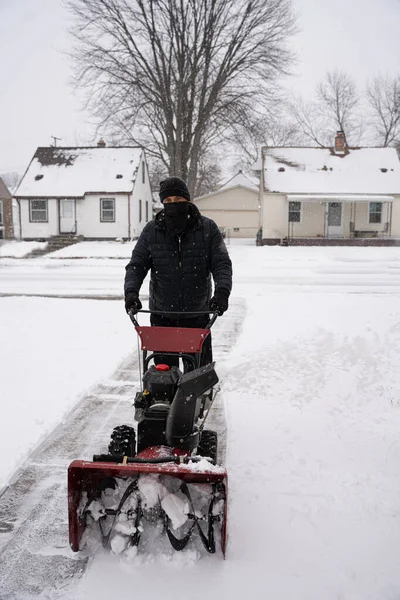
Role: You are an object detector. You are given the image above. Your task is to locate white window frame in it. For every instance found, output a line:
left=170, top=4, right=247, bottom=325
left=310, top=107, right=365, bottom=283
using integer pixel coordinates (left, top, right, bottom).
left=100, top=198, right=115, bottom=222
left=289, top=201, right=301, bottom=223
left=369, top=202, right=382, bottom=224
left=30, top=199, right=48, bottom=222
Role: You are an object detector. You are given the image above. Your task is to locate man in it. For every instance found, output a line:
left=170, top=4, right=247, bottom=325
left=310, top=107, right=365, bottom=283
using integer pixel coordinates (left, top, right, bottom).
left=124, top=176, right=232, bottom=368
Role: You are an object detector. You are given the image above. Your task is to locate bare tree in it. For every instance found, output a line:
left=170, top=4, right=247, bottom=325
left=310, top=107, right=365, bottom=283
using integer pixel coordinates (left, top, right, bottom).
left=0, top=172, right=21, bottom=194
left=229, top=108, right=303, bottom=171
left=317, top=70, right=363, bottom=145
left=366, top=75, right=400, bottom=146
left=289, top=70, right=364, bottom=147
left=66, top=0, right=296, bottom=194
left=194, top=153, right=222, bottom=197
left=288, top=96, right=330, bottom=146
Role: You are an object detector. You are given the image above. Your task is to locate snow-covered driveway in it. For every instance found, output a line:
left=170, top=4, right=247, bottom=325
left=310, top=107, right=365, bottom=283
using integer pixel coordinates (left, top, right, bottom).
left=1, top=242, right=400, bottom=599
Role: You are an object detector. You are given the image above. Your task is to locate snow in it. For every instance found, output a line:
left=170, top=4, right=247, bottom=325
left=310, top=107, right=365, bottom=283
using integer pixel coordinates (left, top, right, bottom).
left=0, top=240, right=47, bottom=257
left=2, top=241, right=400, bottom=598
left=0, top=297, right=133, bottom=490
left=15, top=147, right=143, bottom=197
left=262, top=147, right=400, bottom=195
left=49, top=240, right=135, bottom=259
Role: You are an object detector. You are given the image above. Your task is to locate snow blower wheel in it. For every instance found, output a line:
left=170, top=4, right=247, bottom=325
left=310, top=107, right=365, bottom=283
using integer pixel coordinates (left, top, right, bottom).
left=108, top=425, right=136, bottom=457
left=197, top=430, right=218, bottom=465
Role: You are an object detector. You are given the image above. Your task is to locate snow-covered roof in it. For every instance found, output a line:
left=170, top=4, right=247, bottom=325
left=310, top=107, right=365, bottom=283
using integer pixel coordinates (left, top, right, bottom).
left=218, top=171, right=259, bottom=192
left=15, top=146, right=143, bottom=198
left=0, top=176, right=11, bottom=200
left=262, top=147, right=400, bottom=195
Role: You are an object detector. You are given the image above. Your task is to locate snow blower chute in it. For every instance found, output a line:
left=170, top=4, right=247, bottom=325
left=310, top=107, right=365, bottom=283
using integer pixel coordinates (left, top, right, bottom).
left=68, top=310, right=228, bottom=556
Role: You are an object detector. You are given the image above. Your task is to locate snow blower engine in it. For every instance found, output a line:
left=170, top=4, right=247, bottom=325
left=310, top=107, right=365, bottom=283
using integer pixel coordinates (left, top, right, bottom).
left=68, top=310, right=228, bottom=557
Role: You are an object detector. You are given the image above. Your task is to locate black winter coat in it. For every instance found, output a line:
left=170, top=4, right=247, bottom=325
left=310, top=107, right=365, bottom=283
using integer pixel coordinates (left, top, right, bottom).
left=124, top=204, right=232, bottom=316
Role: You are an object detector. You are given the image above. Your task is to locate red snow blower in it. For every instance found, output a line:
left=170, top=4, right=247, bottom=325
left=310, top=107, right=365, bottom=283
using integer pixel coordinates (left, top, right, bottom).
left=68, top=310, right=227, bottom=556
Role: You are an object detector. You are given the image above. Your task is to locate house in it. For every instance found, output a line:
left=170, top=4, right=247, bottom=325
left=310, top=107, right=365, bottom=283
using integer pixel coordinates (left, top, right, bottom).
left=14, top=142, right=152, bottom=240
left=257, top=133, right=400, bottom=245
left=0, top=176, right=14, bottom=239
left=193, top=171, right=259, bottom=238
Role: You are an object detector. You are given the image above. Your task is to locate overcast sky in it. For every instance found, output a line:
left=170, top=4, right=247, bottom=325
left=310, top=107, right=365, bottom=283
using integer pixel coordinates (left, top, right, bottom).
left=1, top=0, right=399, bottom=174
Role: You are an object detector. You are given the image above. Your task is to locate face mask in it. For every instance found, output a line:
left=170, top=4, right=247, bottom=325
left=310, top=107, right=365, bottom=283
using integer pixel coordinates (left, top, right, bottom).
left=163, top=202, right=190, bottom=233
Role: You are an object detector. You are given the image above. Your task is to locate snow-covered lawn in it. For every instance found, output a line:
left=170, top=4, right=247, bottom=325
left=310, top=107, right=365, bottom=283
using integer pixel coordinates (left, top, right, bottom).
left=2, top=243, right=400, bottom=598
left=0, top=240, right=47, bottom=257
left=0, top=297, right=134, bottom=490
left=49, top=240, right=136, bottom=259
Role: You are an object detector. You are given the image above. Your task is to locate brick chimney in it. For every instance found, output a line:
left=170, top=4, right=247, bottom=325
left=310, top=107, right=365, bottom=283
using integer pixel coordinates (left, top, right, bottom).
left=97, top=138, right=106, bottom=147
left=334, top=131, right=346, bottom=154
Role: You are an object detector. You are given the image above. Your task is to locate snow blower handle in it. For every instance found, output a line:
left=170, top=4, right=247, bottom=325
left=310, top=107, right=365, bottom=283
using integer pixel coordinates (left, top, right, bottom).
left=128, top=309, right=218, bottom=329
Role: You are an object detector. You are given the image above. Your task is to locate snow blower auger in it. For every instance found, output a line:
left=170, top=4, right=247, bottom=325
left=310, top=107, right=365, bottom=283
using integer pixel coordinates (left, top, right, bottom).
left=68, top=310, right=228, bottom=557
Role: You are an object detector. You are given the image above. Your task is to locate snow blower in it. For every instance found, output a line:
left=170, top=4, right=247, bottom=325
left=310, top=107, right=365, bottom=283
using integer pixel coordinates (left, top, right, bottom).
left=68, top=310, right=227, bottom=557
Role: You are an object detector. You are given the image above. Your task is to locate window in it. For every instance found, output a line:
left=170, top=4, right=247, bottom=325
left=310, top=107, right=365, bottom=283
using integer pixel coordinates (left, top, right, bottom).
left=61, top=199, right=73, bottom=218
left=289, top=201, right=301, bottom=222
left=30, top=199, right=48, bottom=222
left=369, top=202, right=382, bottom=224
left=0, top=200, right=3, bottom=225
left=145, top=200, right=149, bottom=222
left=139, top=199, right=142, bottom=222
left=100, top=198, right=115, bottom=222
left=142, top=161, right=145, bottom=184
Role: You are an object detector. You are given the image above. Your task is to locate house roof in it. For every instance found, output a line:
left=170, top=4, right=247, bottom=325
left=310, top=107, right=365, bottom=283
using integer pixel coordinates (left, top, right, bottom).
left=218, top=171, right=259, bottom=192
left=262, top=147, right=400, bottom=195
left=194, top=171, right=259, bottom=202
left=15, top=146, right=143, bottom=198
left=0, top=176, right=11, bottom=200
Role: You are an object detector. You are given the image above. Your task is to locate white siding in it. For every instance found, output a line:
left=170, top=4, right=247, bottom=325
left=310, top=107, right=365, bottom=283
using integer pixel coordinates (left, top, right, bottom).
left=262, top=193, right=287, bottom=238
left=130, top=152, right=152, bottom=239
left=20, top=198, right=58, bottom=239
left=76, top=194, right=129, bottom=238
left=262, top=194, right=400, bottom=240
left=352, top=201, right=391, bottom=233
left=391, top=196, right=400, bottom=236
left=287, top=201, right=325, bottom=238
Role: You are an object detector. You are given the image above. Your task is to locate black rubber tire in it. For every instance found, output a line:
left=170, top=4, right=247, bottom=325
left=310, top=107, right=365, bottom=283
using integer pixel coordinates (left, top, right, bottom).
left=108, top=425, right=136, bottom=457
left=197, top=430, right=218, bottom=465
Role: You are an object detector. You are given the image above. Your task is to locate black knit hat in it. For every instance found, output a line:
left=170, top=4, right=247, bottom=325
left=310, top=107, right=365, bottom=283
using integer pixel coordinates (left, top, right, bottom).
left=159, top=176, right=191, bottom=203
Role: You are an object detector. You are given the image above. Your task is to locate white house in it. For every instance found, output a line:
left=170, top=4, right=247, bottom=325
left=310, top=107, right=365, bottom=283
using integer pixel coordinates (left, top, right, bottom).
left=193, top=171, right=259, bottom=238
left=14, top=143, right=152, bottom=240
left=257, top=134, right=400, bottom=245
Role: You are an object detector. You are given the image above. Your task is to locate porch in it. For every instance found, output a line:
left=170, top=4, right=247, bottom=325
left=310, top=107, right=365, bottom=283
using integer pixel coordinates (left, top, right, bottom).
left=285, top=195, right=394, bottom=243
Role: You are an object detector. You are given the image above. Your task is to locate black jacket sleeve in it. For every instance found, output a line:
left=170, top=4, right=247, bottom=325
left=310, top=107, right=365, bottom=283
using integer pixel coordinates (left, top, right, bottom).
left=124, top=224, right=152, bottom=296
left=209, top=221, right=232, bottom=296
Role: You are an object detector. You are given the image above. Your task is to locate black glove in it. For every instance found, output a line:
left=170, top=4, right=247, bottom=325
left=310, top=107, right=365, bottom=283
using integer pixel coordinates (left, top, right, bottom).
left=210, top=290, right=229, bottom=316
left=125, top=291, right=142, bottom=314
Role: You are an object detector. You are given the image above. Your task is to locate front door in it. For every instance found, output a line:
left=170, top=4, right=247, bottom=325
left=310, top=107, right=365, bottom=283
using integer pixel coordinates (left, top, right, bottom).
left=60, top=199, right=76, bottom=234
left=327, top=202, right=343, bottom=237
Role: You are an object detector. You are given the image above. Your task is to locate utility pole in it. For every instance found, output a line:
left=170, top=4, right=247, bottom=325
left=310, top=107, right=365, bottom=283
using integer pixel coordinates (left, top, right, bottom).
left=51, top=136, right=62, bottom=147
